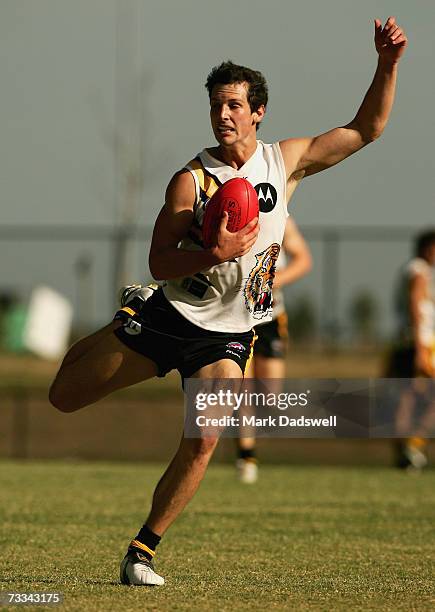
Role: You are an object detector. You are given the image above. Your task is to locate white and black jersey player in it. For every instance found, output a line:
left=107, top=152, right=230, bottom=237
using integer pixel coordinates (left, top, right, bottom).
left=49, top=18, right=408, bottom=586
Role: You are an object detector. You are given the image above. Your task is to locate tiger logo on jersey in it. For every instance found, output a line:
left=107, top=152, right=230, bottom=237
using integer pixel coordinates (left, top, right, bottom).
left=244, top=243, right=280, bottom=319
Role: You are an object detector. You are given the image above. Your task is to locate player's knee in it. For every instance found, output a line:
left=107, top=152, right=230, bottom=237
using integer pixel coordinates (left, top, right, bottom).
left=48, top=382, right=80, bottom=413
left=187, top=437, right=219, bottom=458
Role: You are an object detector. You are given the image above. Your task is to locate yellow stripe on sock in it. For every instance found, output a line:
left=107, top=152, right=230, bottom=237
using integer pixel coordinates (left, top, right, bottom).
left=130, top=539, right=155, bottom=557
left=408, top=437, right=426, bottom=450
left=121, top=306, right=136, bottom=316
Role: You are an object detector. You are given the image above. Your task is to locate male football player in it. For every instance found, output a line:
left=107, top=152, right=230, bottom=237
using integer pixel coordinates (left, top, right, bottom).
left=388, top=230, right=435, bottom=469
left=49, top=17, right=407, bottom=585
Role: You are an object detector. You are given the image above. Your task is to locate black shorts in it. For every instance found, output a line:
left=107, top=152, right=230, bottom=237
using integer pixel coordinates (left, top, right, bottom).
left=113, top=288, right=256, bottom=382
left=385, top=345, right=416, bottom=377
left=254, top=312, right=288, bottom=359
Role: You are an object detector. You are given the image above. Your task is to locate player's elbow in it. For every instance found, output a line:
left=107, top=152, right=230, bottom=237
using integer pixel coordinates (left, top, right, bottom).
left=304, top=252, right=313, bottom=274
left=49, top=383, right=79, bottom=413
left=350, top=120, right=384, bottom=144
left=297, top=249, right=313, bottom=275
left=358, top=128, right=382, bottom=145
left=149, top=266, right=165, bottom=282
left=149, top=252, right=165, bottom=281
left=368, top=128, right=383, bottom=142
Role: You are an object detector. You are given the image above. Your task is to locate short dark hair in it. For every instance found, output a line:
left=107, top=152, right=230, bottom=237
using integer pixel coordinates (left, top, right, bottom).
left=205, top=60, right=268, bottom=129
left=415, top=229, right=435, bottom=258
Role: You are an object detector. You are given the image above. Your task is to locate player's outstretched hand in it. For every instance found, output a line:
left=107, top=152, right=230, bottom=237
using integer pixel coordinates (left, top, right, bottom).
left=210, top=212, right=259, bottom=262
left=374, top=16, right=408, bottom=63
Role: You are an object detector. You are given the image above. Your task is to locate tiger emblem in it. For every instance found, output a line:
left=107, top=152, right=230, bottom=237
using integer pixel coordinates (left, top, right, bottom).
left=244, top=243, right=281, bottom=319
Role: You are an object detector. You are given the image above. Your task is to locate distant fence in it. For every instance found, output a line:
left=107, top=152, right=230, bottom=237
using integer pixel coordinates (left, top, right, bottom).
left=0, top=223, right=420, bottom=343
left=0, top=385, right=425, bottom=466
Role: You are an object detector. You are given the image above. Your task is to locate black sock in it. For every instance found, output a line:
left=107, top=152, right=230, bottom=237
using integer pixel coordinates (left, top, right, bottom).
left=239, top=447, right=256, bottom=461
left=129, top=524, right=161, bottom=561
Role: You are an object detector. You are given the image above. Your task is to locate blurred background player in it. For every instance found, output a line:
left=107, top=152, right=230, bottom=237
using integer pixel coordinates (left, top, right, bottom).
left=236, top=216, right=312, bottom=483
left=387, top=229, right=435, bottom=469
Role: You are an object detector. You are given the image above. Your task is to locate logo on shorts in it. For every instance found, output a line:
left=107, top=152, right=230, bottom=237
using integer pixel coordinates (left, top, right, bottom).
left=226, top=342, right=246, bottom=352
left=124, top=318, right=142, bottom=335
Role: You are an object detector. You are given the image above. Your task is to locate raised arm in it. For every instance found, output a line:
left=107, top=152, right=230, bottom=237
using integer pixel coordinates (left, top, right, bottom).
left=273, top=217, right=312, bottom=289
left=149, top=171, right=259, bottom=280
left=279, top=16, right=408, bottom=180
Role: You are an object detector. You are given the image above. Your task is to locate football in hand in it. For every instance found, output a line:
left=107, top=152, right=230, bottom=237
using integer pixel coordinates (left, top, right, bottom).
left=202, top=177, right=259, bottom=248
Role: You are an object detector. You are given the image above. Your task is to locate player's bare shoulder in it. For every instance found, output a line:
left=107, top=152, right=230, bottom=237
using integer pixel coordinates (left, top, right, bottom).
left=278, top=138, right=308, bottom=203
left=165, top=169, right=196, bottom=213
left=279, top=138, right=310, bottom=182
left=150, top=170, right=197, bottom=266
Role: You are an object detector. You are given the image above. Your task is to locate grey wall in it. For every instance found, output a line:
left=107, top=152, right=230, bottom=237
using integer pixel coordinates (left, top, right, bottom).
left=1, top=0, right=433, bottom=334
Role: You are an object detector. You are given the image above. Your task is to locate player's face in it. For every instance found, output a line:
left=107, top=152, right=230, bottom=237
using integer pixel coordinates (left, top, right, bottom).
left=209, top=82, right=262, bottom=146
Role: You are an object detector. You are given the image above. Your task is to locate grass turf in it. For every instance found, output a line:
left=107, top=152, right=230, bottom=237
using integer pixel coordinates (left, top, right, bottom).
left=1, top=460, right=434, bottom=611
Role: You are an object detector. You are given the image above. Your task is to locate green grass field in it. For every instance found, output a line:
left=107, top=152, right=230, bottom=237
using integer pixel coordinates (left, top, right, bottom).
left=1, top=461, right=434, bottom=612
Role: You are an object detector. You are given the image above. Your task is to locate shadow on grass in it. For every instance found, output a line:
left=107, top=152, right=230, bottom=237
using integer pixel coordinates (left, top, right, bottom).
left=0, top=577, right=121, bottom=586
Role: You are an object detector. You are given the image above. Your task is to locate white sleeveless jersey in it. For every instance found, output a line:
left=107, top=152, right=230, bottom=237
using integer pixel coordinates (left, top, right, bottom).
left=395, top=257, right=435, bottom=347
left=162, top=140, right=288, bottom=332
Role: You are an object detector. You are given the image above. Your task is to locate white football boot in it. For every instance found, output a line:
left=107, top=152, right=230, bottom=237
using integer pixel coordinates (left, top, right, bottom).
left=404, top=443, right=428, bottom=471
left=236, top=458, right=258, bottom=484
left=120, top=550, right=165, bottom=586
left=119, top=283, right=159, bottom=307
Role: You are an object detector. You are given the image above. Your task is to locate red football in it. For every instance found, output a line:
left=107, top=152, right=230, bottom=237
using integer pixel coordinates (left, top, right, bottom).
left=202, top=177, right=259, bottom=249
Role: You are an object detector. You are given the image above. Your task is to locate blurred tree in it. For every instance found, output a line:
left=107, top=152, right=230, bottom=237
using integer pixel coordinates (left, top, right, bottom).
left=286, top=294, right=317, bottom=343
left=348, top=290, right=379, bottom=344
left=0, top=292, right=22, bottom=351
left=89, top=1, right=165, bottom=309
left=74, top=253, right=94, bottom=335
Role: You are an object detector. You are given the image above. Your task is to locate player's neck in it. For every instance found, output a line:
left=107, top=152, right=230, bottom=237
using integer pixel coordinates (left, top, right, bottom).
left=209, top=140, right=258, bottom=170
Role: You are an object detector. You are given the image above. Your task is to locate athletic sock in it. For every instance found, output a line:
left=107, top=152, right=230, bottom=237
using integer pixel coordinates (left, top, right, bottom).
left=407, top=436, right=426, bottom=450
left=239, top=447, right=257, bottom=461
left=128, top=524, right=161, bottom=561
